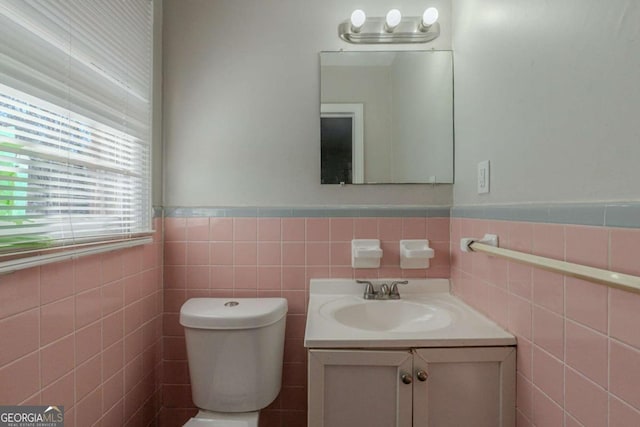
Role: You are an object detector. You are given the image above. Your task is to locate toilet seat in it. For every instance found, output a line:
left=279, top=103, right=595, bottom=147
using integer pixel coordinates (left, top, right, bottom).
left=183, top=410, right=259, bottom=427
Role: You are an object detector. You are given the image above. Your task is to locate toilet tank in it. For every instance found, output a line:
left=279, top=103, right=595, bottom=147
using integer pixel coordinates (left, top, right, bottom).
left=180, top=298, right=288, bottom=412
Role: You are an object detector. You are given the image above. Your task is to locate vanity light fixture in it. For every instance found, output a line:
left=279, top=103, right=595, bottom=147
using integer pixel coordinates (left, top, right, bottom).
left=339, top=7, right=440, bottom=44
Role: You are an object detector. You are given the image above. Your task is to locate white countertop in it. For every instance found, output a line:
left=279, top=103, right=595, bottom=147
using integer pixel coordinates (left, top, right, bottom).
left=304, top=279, right=516, bottom=348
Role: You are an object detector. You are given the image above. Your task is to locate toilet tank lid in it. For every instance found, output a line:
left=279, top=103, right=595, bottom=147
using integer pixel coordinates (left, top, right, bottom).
left=180, top=298, right=288, bottom=329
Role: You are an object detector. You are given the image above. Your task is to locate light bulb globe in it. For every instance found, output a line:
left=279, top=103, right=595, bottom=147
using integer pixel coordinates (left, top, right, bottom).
left=350, top=9, right=366, bottom=30
left=385, top=9, right=402, bottom=30
left=422, top=7, right=439, bottom=26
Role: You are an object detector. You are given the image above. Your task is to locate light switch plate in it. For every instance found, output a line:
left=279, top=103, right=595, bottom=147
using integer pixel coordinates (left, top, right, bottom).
left=477, top=160, right=490, bottom=194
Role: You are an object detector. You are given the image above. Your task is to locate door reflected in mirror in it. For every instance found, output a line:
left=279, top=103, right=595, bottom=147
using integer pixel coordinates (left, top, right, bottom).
left=320, top=104, right=363, bottom=184
left=320, top=50, right=454, bottom=184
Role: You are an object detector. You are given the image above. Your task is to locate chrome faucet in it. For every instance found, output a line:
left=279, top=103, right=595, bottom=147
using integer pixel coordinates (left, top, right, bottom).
left=389, top=280, right=408, bottom=299
left=379, top=283, right=390, bottom=298
left=357, top=280, right=399, bottom=300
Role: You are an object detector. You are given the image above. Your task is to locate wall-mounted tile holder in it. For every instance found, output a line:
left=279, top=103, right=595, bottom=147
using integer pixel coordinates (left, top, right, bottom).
left=351, top=239, right=383, bottom=268
left=400, top=239, right=435, bottom=269
left=460, top=234, right=498, bottom=252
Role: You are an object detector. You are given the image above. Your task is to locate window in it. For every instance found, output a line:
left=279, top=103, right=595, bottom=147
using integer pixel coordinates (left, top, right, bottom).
left=0, top=0, right=153, bottom=258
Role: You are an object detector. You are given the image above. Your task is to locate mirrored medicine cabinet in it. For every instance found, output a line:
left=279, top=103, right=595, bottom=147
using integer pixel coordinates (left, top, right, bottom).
left=320, top=50, right=454, bottom=185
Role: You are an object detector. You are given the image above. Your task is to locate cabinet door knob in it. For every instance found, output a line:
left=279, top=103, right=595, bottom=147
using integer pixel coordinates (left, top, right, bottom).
left=400, top=373, right=412, bottom=384
left=416, top=370, right=429, bottom=382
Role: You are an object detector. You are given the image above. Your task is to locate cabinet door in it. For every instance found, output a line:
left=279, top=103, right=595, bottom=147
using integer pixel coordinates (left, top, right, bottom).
left=308, top=349, right=413, bottom=427
left=412, top=347, right=516, bottom=427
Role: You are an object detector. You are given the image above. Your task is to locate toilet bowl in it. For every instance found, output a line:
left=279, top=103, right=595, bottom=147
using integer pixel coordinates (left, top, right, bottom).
left=179, top=298, right=288, bottom=427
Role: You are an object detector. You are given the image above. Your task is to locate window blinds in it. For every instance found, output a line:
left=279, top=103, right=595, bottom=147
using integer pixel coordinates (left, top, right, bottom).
left=0, top=0, right=153, bottom=254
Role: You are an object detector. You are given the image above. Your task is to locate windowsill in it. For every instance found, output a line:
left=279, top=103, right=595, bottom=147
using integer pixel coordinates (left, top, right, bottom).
left=0, top=234, right=154, bottom=275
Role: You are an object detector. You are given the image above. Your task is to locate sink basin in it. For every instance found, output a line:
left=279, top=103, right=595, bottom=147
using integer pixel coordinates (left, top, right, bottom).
left=305, top=279, right=517, bottom=348
left=320, top=297, right=454, bottom=332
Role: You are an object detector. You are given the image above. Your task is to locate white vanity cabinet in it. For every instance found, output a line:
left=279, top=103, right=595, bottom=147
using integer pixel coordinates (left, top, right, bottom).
left=305, top=279, right=517, bottom=427
left=308, top=346, right=516, bottom=427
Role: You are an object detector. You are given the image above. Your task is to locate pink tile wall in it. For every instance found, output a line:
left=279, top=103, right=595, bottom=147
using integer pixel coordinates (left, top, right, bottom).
left=451, top=218, right=640, bottom=427
left=0, top=218, right=163, bottom=427
left=161, top=215, right=450, bottom=427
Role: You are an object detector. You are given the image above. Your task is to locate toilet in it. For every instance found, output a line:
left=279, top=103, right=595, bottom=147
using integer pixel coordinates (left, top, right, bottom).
left=179, top=298, right=288, bottom=427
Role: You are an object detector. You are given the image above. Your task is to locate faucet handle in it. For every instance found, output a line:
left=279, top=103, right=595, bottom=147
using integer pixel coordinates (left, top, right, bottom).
left=389, top=280, right=409, bottom=299
left=357, top=280, right=376, bottom=299
left=356, top=279, right=373, bottom=289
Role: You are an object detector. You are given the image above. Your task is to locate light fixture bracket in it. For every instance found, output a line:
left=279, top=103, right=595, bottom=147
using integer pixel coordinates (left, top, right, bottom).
left=339, top=17, right=440, bottom=44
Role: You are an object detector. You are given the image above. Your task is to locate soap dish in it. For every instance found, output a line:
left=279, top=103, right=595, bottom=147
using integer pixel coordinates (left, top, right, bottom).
left=400, top=239, right=435, bottom=269
left=351, top=239, right=383, bottom=269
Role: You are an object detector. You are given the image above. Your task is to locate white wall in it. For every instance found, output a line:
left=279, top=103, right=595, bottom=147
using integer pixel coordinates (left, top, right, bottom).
left=163, top=0, right=453, bottom=207
left=453, top=0, right=640, bottom=205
